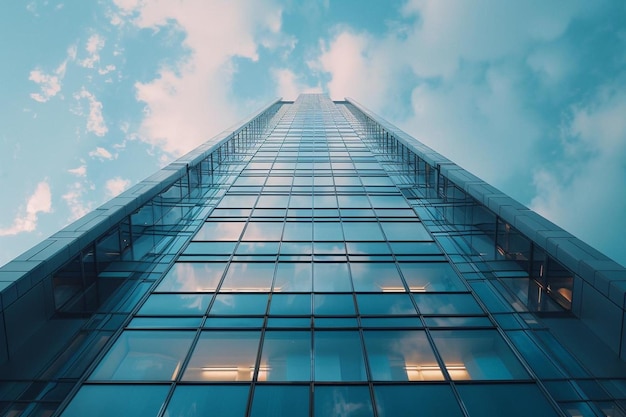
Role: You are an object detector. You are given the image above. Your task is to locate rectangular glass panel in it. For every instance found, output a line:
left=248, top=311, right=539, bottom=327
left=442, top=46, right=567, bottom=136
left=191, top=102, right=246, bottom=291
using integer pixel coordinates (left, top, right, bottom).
left=183, top=242, right=236, bottom=255
left=242, top=222, right=284, bottom=241
left=165, top=385, right=250, bottom=417
left=61, top=385, right=169, bottom=417
left=89, top=331, right=194, bottom=381
left=314, top=331, right=367, bottom=381
left=342, top=222, right=384, bottom=241
left=194, top=222, right=245, bottom=241
left=350, top=263, right=404, bottom=292
left=250, top=385, right=309, bottom=417
left=413, top=293, right=484, bottom=315
left=210, top=294, right=269, bottom=315
left=283, top=222, right=313, bottom=241
left=313, top=222, right=344, bottom=241
left=399, top=262, right=466, bottom=292
left=183, top=331, right=261, bottom=381
left=273, top=263, right=312, bottom=292
left=156, top=263, right=226, bottom=292
left=314, top=294, right=356, bottom=316
left=374, top=385, right=463, bottom=417
left=313, top=263, right=352, bottom=292
left=356, top=294, right=417, bottom=316
left=270, top=294, right=312, bottom=315
left=137, top=294, right=211, bottom=316
left=380, top=222, right=431, bottom=241
left=259, top=331, right=311, bottom=381
left=363, top=330, right=443, bottom=381
left=430, top=330, right=530, bottom=380
left=314, top=386, right=373, bottom=417
left=221, top=263, right=275, bottom=292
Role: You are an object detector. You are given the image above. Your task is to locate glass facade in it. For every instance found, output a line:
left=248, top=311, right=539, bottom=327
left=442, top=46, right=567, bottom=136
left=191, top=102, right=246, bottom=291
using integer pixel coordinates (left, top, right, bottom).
left=1, top=94, right=626, bottom=416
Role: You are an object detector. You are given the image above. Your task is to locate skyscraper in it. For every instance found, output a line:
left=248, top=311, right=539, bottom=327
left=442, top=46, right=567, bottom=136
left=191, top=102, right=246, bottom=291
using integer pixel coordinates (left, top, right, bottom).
left=1, top=94, right=625, bottom=416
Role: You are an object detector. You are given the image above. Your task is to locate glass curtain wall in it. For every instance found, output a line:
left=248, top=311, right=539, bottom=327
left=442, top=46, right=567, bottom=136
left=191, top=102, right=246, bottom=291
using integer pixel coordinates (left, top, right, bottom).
left=58, top=95, right=571, bottom=417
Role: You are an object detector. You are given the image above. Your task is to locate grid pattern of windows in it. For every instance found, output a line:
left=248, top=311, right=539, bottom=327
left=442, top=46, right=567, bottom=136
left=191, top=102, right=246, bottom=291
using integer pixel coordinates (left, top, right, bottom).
left=58, top=95, right=587, bottom=417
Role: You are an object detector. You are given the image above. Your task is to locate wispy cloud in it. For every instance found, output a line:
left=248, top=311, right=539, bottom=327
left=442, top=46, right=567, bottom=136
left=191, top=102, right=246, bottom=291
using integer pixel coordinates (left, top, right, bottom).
left=80, top=34, right=105, bottom=68
left=74, top=88, right=108, bottom=136
left=105, top=177, right=131, bottom=198
left=29, top=69, right=62, bottom=103
left=0, top=181, right=52, bottom=236
left=62, top=182, right=93, bottom=221
left=68, top=165, right=87, bottom=177
left=88, top=147, right=114, bottom=160
left=28, top=45, right=76, bottom=103
left=98, top=64, right=116, bottom=75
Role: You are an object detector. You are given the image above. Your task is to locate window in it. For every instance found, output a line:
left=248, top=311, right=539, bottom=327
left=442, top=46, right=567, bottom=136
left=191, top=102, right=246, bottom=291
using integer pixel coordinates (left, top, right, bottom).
left=270, top=294, right=311, bottom=315
left=314, top=386, right=373, bottom=417
left=194, top=222, right=245, bottom=241
left=138, top=294, right=211, bottom=316
left=363, top=330, right=443, bottom=381
left=165, top=385, right=250, bottom=417
left=156, top=263, right=226, bottom=292
left=342, top=222, right=384, bottom=241
left=457, top=384, right=559, bottom=416
left=250, top=385, right=309, bottom=417
left=61, top=385, right=169, bottom=417
left=221, top=263, right=275, bottom=292
left=314, top=331, right=366, bottom=381
left=259, top=331, right=311, bottom=381
left=351, top=263, right=404, bottom=292
left=313, top=263, right=351, bottom=291
left=399, top=262, right=465, bottom=292
left=413, top=293, right=483, bottom=315
left=210, top=294, right=269, bottom=315
left=430, top=330, right=530, bottom=380
left=274, top=263, right=312, bottom=292
left=183, top=331, right=261, bottom=381
left=374, top=385, right=463, bottom=417
left=380, top=222, right=431, bottom=241
left=314, top=294, right=356, bottom=315
left=356, top=294, right=417, bottom=316
left=89, top=331, right=194, bottom=381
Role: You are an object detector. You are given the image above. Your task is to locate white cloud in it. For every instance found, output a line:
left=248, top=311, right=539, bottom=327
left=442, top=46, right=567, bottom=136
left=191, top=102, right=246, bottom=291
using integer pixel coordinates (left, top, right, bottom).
left=113, top=0, right=291, bottom=156
left=74, top=88, right=108, bottom=136
left=80, top=34, right=105, bottom=68
left=62, top=182, right=92, bottom=221
left=105, top=177, right=131, bottom=198
left=98, top=64, right=116, bottom=75
left=88, top=147, right=114, bottom=160
left=272, top=68, right=321, bottom=100
left=0, top=181, right=52, bottom=236
left=68, top=165, right=87, bottom=177
left=28, top=45, right=76, bottom=103
left=29, top=69, right=61, bottom=103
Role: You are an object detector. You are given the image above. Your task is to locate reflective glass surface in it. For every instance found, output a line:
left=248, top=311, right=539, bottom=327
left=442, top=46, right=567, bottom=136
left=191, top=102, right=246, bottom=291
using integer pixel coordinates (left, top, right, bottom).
left=89, top=331, right=194, bottom=381
left=55, top=95, right=601, bottom=417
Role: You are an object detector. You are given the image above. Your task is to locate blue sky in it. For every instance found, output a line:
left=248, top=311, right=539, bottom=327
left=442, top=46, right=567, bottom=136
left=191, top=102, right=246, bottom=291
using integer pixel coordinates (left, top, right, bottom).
left=1, top=0, right=625, bottom=267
